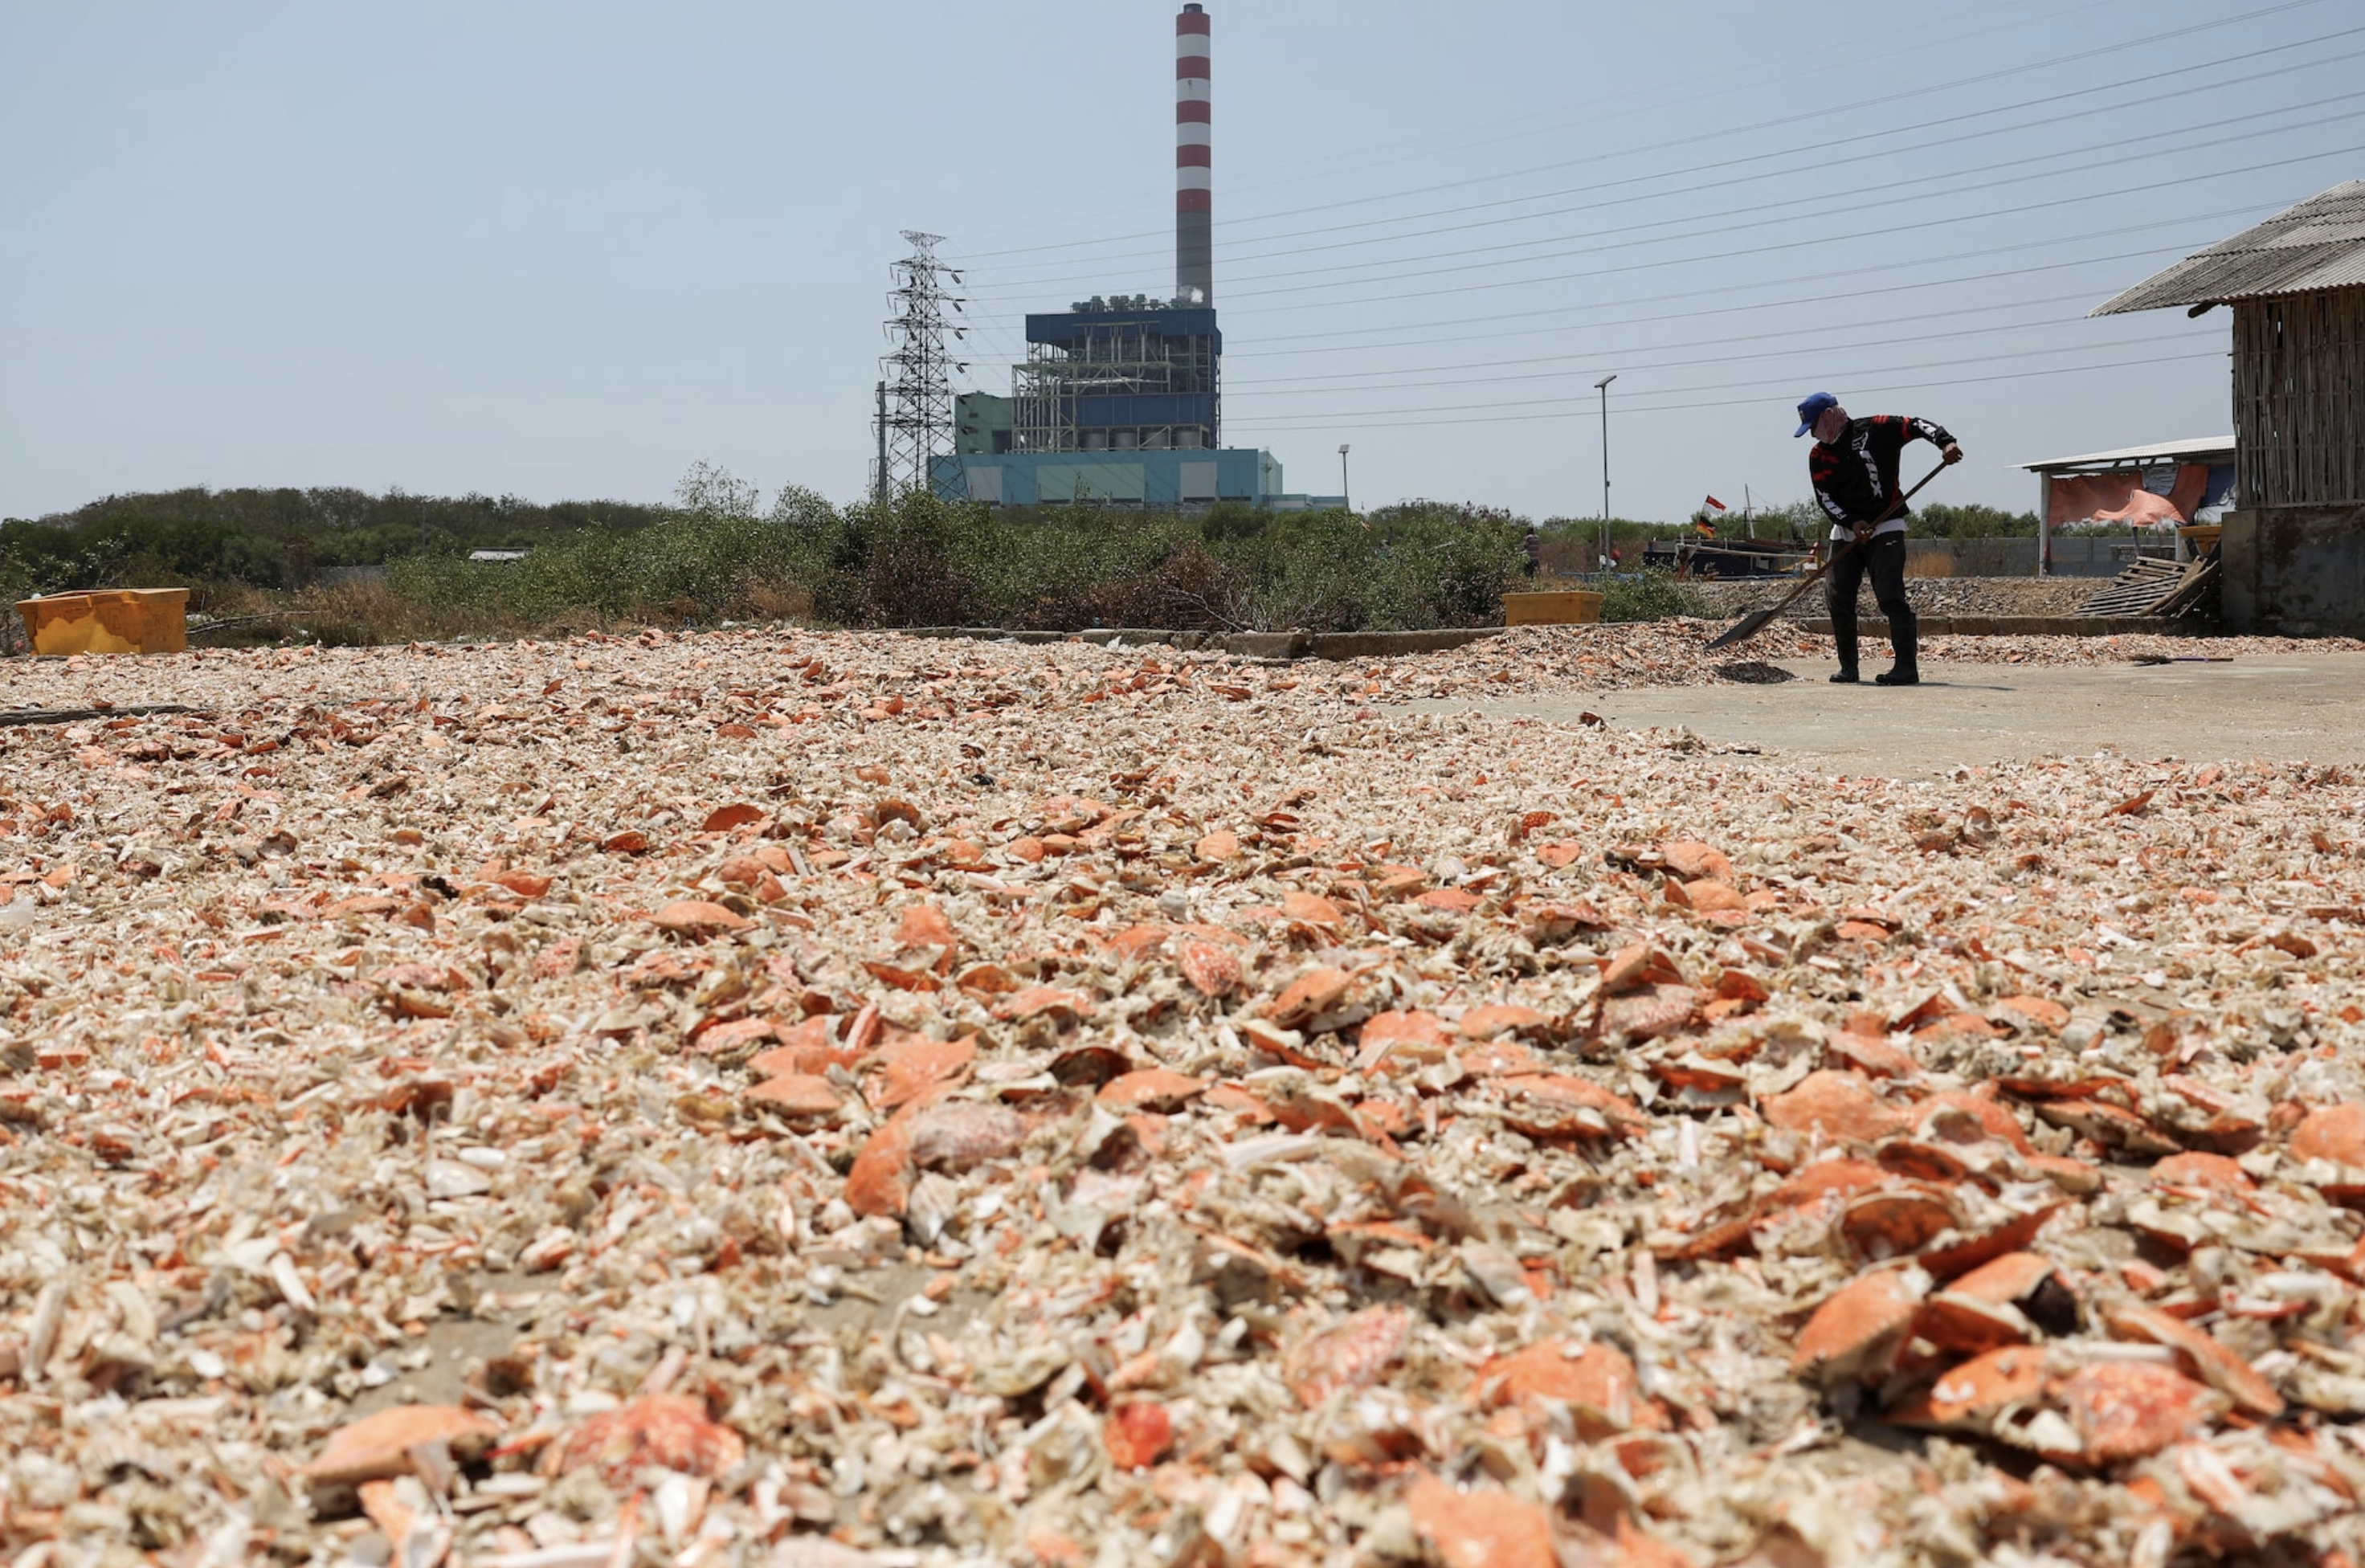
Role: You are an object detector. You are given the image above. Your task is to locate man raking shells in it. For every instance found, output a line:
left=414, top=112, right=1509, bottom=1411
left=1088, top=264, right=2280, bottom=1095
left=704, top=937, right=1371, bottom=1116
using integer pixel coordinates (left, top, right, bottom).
left=1797, top=391, right=1963, bottom=686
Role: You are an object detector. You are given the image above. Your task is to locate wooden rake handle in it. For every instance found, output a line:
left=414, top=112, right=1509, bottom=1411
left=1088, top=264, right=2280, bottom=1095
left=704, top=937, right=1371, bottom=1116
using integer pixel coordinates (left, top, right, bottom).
left=1750, top=460, right=1950, bottom=619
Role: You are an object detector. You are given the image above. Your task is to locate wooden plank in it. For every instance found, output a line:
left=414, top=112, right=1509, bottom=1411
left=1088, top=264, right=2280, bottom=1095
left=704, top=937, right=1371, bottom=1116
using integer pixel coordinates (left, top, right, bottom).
left=2149, top=557, right=2221, bottom=619
left=2073, top=555, right=2216, bottom=618
left=0, top=704, right=201, bottom=729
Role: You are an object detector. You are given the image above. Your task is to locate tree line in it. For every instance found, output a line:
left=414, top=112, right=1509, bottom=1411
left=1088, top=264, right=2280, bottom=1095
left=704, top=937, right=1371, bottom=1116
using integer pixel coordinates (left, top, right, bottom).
left=1, top=485, right=670, bottom=598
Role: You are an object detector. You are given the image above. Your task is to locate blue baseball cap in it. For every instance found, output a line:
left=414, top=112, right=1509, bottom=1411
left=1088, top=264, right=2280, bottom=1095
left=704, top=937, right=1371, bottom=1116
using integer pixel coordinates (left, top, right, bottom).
left=1795, top=391, right=1838, bottom=437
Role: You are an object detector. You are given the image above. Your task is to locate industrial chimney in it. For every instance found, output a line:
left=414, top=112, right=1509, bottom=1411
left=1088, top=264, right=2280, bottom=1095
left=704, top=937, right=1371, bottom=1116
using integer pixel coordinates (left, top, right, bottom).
left=1176, top=4, right=1212, bottom=304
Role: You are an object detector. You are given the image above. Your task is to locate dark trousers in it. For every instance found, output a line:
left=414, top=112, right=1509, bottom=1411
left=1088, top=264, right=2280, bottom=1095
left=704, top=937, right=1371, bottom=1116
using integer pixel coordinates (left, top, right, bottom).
left=1824, top=531, right=1916, bottom=673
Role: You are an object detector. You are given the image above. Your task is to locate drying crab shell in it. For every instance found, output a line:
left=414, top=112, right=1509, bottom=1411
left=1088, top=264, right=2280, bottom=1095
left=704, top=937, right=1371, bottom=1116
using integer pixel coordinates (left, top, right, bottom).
left=2106, top=1305, right=2286, bottom=1419
left=1284, top=1305, right=1412, bottom=1409
left=1791, top=1267, right=1929, bottom=1385
left=649, top=899, right=752, bottom=938
left=1404, top=1473, right=1561, bottom=1568
left=1458, top=1002, right=1556, bottom=1041
left=1475, top=1338, right=1663, bottom=1440
left=1762, top=1070, right=1910, bottom=1145
left=2056, top=1362, right=2222, bottom=1465
left=1599, top=982, right=1701, bottom=1042
left=2291, top=1102, right=2365, bottom=1167
left=1873, top=1138, right=1980, bottom=1185
left=304, top=1405, right=501, bottom=1486
left=1270, top=965, right=1354, bottom=1031
left=1355, top=1009, right=1455, bottom=1069
left=543, top=1394, right=745, bottom=1485
left=1915, top=1292, right=2035, bottom=1357
left=1659, top=839, right=1735, bottom=883
left=909, top=1098, right=1028, bottom=1170
left=1838, top=1184, right=1965, bottom=1263
left=1096, top=1068, right=1207, bottom=1113
left=1912, top=1091, right=2036, bottom=1155
left=2293, top=1103, right=2365, bottom=1205
left=1768, top=1158, right=1891, bottom=1210
left=1599, top=942, right=1684, bottom=994
left=1487, top=1073, right=1648, bottom=1140
left=1919, top=1203, right=2061, bottom=1282
left=1104, top=1402, right=1174, bottom=1471
left=2150, top=1150, right=2255, bottom=1192
left=1889, top=1345, right=2047, bottom=1432
left=868, top=1035, right=977, bottom=1110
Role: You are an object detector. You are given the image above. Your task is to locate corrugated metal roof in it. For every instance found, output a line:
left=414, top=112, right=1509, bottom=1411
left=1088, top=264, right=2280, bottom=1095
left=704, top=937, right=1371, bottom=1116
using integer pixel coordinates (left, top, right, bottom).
left=2016, top=436, right=2236, bottom=473
left=2091, top=180, right=2365, bottom=315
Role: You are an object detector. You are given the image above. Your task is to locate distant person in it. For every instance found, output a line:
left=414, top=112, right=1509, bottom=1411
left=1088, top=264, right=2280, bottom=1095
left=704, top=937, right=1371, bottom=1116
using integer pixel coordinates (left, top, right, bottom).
left=1795, top=392, right=1963, bottom=686
left=1522, top=527, right=1542, bottom=579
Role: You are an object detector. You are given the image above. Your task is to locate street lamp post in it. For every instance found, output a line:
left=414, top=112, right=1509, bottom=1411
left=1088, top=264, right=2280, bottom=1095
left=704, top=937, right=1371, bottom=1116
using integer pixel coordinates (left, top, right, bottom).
left=1595, top=374, right=1617, bottom=572
left=1338, top=444, right=1351, bottom=512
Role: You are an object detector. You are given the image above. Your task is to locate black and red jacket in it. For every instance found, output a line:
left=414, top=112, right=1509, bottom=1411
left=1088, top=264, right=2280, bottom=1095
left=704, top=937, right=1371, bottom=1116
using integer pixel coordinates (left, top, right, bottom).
left=1811, top=414, right=1953, bottom=530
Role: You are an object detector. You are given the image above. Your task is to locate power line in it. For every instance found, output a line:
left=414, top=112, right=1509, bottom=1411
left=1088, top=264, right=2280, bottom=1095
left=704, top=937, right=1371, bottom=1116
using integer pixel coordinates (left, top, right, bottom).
left=948, top=0, right=2338, bottom=266
left=1201, top=90, right=2365, bottom=293
left=1224, top=299, right=2146, bottom=394
left=1206, top=142, right=2365, bottom=310
left=1230, top=349, right=2226, bottom=434
left=954, top=196, right=2294, bottom=402
left=1226, top=329, right=2213, bottom=422
left=938, top=0, right=2122, bottom=250
left=960, top=90, right=2360, bottom=316
left=1227, top=211, right=2272, bottom=351
left=940, top=226, right=2249, bottom=405
left=961, top=35, right=2365, bottom=291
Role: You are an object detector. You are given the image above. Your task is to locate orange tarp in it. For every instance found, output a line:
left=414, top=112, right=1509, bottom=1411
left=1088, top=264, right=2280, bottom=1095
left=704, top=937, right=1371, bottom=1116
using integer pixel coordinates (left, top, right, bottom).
left=2047, top=464, right=2209, bottom=529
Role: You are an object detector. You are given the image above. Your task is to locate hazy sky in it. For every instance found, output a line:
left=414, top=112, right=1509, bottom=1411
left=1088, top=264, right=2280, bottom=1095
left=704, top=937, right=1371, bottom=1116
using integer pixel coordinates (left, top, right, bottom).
left=6, top=1, right=2359, bottom=523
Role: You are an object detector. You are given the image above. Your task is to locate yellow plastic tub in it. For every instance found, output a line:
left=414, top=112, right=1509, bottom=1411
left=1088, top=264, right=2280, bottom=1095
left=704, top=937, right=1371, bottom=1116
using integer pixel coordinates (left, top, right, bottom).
left=1501, top=589, right=1604, bottom=626
left=15, top=589, right=190, bottom=655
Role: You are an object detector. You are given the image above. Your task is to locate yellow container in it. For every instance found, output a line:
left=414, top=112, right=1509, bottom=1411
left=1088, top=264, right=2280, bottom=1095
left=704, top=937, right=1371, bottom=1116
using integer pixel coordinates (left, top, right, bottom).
left=16, top=589, right=190, bottom=655
left=1502, top=590, right=1604, bottom=626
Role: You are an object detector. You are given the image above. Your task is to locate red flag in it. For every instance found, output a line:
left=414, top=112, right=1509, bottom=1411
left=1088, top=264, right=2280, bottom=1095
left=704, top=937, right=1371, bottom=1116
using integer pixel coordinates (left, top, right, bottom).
left=1703, top=494, right=1727, bottom=512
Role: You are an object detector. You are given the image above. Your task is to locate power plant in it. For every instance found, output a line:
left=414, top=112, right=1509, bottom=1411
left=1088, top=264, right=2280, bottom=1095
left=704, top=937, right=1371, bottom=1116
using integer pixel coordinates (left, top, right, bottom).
left=913, top=6, right=1341, bottom=511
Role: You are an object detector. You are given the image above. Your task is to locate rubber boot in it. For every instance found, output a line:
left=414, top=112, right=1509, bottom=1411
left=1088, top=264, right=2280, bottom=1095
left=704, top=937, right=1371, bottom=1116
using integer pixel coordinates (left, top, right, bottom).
left=1829, top=668, right=1860, bottom=684
left=1876, top=626, right=1920, bottom=687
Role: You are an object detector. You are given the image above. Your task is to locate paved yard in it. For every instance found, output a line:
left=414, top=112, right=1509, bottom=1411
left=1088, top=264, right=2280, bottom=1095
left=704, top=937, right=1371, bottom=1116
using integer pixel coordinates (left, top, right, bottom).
left=1418, top=651, right=2365, bottom=774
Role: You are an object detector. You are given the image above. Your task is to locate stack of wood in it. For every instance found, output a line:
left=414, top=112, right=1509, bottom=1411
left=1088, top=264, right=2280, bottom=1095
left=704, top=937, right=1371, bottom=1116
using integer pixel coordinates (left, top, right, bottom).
left=2073, top=553, right=2220, bottom=618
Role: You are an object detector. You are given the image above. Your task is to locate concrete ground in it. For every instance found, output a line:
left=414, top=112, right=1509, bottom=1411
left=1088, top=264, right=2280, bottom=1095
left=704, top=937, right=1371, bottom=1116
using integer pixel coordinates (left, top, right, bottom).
left=1414, top=651, right=2365, bottom=776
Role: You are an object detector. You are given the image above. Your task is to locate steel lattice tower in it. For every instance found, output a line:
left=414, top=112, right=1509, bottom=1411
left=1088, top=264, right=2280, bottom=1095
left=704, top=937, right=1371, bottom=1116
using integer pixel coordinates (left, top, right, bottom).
left=874, top=231, right=966, bottom=500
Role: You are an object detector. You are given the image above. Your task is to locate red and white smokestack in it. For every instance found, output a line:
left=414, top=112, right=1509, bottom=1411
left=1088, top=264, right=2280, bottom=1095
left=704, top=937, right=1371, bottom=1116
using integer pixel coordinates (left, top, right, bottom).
left=1176, top=3, right=1212, bottom=304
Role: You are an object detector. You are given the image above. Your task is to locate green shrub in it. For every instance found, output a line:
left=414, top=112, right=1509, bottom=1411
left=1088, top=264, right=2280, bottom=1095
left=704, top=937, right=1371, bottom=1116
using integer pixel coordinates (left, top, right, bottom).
left=7, top=467, right=1537, bottom=644
left=1914, top=502, right=2039, bottom=539
left=1596, top=569, right=1705, bottom=623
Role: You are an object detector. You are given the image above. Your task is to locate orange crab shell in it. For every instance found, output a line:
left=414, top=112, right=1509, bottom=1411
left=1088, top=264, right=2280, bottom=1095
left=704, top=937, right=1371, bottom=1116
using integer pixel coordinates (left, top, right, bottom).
left=1889, top=1345, right=2047, bottom=1431
left=2055, top=1361, right=2223, bottom=1465
left=1791, top=1267, right=1929, bottom=1384
left=541, top=1395, right=745, bottom=1485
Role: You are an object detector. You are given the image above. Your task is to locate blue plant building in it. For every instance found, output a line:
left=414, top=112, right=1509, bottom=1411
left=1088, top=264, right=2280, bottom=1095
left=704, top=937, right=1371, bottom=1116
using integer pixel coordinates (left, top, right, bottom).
left=931, top=6, right=1341, bottom=512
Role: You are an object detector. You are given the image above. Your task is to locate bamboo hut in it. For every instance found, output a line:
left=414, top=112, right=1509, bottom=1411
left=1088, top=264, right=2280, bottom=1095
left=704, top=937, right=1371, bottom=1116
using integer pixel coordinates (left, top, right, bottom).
left=2093, top=181, right=2365, bottom=632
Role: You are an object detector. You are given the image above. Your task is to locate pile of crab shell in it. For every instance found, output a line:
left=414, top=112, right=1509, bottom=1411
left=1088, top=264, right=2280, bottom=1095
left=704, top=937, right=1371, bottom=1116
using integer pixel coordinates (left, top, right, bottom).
left=0, top=626, right=2363, bottom=1568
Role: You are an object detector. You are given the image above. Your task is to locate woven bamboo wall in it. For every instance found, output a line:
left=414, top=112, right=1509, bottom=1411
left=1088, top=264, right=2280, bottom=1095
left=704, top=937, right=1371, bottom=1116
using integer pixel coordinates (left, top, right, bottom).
left=2234, top=288, right=2365, bottom=508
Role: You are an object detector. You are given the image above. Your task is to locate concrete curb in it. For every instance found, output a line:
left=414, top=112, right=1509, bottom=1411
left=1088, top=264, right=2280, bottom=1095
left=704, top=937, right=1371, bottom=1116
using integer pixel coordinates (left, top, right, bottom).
left=893, top=626, right=1507, bottom=659
left=1801, top=615, right=2206, bottom=638
left=891, top=615, right=2212, bottom=659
